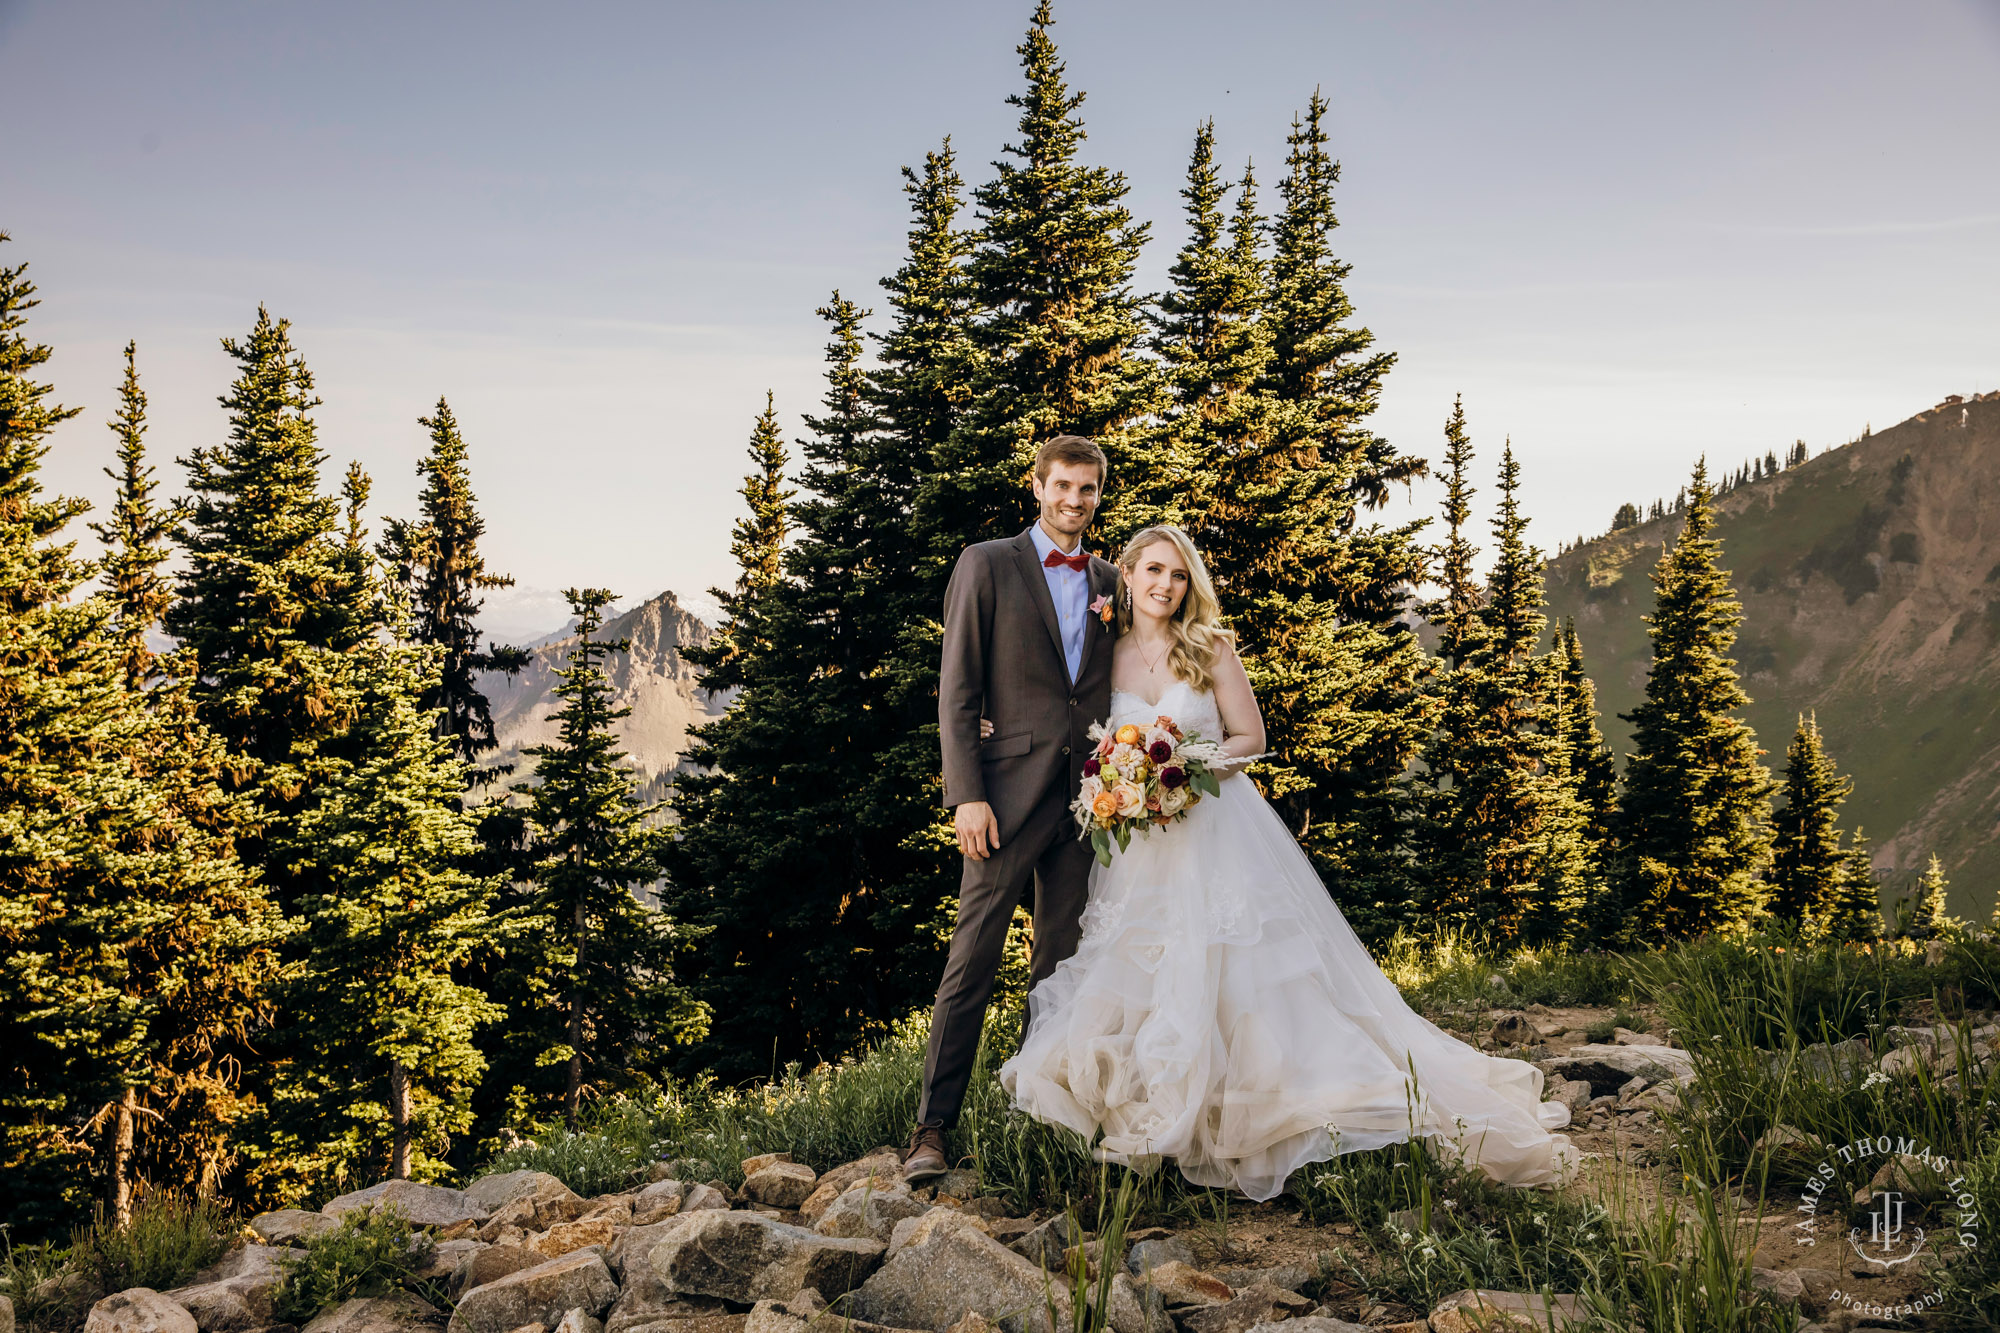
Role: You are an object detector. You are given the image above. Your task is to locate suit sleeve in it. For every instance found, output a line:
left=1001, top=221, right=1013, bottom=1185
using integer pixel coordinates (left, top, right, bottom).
left=938, top=546, right=992, bottom=809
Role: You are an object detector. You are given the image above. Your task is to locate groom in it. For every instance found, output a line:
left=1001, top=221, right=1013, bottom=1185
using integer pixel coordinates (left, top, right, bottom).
left=903, top=435, right=1120, bottom=1184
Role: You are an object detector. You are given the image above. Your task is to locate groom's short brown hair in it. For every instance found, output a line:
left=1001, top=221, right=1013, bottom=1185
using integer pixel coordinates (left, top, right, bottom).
left=1033, top=434, right=1108, bottom=487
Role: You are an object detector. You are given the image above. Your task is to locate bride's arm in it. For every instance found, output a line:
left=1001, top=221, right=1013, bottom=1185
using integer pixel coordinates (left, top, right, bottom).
left=1210, top=633, right=1266, bottom=779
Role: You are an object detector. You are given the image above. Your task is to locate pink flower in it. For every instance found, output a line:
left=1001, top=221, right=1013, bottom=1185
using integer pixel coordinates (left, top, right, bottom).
left=1090, top=593, right=1114, bottom=625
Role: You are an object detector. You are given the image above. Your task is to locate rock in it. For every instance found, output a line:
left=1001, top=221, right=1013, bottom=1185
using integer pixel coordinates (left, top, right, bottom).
left=1780, top=1038, right=1874, bottom=1083
left=647, top=1210, right=884, bottom=1304
left=448, top=1251, right=619, bottom=1333
left=167, top=1247, right=296, bottom=1333
left=418, top=1240, right=486, bottom=1282
left=1, top=1294, right=13, bottom=1333
left=1612, top=1027, right=1664, bottom=1046
left=1538, top=1044, right=1694, bottom=1094
left=85, top=1291, right=199, bottom=1333
left=1254, top=1320, right=1372, bottom=1333
left=796, top=1151, right=903, bottom=1226
left=1546, top=1078, right=1594, bottom=1114
left=1751, top=1125, right=1828, bottom=1160
left=1385, top=1208, right=1425, bottom=1235
left=1176, top=1286, right=1313, bottom=1333
left=811, top=1181, right=928, bottom=1243
left=953, top=1197, right=1010, bottom=1221
left=740, top=1152, right=793, bottom=1177
left=576, top=1198, right=633, bottom=1226
left=1427, top=1290, right=1587, bottom=1333
left=1089, top=1272, right=1168, bottom=1333
left=1136, top=1259, right=1233, bottom=1307
left=301, top=1295, right=444, bottom=1333
left=326, top=1181, right=490, bottom=1230
left=848, top=1221, right=1073, bottom=1333
left=1213, top=1266, right=1312, bottom=1295
left=527, top=1218, right=626, bottom=1260
left=886, top=1209, right=991, bottom=1260
left=1749, top=1268, right=1806, bottom=1304
left=550, top=1311, right=600, bottom=1333
left=932, top=1170, right=980, bottom=1200
left=1615, top=1075, right=1648, bottom=1100
left=1853, top=1152, right=1948, bottom=1203
left=454, top=1246, right=545, bottom=1300
left=1489, top=1015, right=1535, bottom=1046
left=250, top=1210, right=339, bottom=1246
left=467, top=1174, right=584, bottom=1222
left=1005, top=1214, right=1084, bottom=1270
left=630, top=1181, right=685, bottom=1227
left=1125, top=1236, right=1196, bottom=1277
left=682, top=1184, right=730, bottom=1213
left=741, top=1163, right=819, bottom=1211
left=1877, top=1046, right=1926, bottom=1078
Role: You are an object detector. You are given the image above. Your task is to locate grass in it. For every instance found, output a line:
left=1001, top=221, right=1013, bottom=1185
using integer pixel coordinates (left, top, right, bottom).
left=67, top=1193, right=235, bottom=1296
left=271, top=1204, right=440, bottom=1325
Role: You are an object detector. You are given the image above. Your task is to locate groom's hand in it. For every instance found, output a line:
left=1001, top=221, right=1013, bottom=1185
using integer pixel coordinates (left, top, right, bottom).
left=955, top=801, right=1000, bottom=860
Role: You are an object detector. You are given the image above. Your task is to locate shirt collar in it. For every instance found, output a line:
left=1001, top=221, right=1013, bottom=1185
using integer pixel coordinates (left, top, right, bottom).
left=1028, top=520, right=1081, bottom=565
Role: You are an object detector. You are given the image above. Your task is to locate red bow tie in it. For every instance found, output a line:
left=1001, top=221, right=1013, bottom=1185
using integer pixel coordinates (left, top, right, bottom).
left=1042, top=547, right=1091, bottom=572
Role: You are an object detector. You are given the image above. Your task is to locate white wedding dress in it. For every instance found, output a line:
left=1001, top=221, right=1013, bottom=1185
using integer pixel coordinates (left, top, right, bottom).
left=999, top=679, right=1581, bottom=1202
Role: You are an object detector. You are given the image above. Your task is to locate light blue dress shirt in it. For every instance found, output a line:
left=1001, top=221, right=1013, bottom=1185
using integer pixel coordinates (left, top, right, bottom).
left=1028, top=521, right=1089, bottom=684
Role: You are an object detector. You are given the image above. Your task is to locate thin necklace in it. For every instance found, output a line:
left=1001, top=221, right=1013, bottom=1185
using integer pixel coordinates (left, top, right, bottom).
left=1137, top=635, right=1170, bottom=675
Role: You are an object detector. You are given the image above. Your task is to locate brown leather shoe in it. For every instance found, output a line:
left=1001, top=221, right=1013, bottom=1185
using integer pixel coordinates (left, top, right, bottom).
left=902, top=1123, right=948, bottom=1184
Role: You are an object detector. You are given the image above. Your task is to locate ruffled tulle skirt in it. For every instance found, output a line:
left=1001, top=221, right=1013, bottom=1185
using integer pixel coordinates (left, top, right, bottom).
left=997, top=773, right=1581, bottom=1202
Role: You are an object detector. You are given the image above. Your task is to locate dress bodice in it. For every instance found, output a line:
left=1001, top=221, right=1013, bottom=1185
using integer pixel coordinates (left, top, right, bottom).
left=1109, top=677, right=1223, bottom=740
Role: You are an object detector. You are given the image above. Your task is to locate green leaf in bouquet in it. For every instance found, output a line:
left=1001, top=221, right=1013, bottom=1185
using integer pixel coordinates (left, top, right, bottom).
left=1113, top=821, right=1132, bottom=853
left=1091, top=827, right=1113, bottom=867
left=1192, top=767, right=1221, bottom=798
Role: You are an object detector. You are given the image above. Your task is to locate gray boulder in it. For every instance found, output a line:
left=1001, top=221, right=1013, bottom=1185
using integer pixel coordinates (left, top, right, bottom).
left=249, top=1209, right=339, bottom=1246
left=796, top=1151, right=902, bottom=1226
left=647, top=1210, right=882, bottom=1304
left=448, top=1250, right=619, bottom=1333
left=84, top=1291, right=198, bottom=1333
left=1124, top=1235, right=1195, bottom=1277
left=300, top=1294, right=443, bottom=1333
left=1, top=1293, right=13, bottom=1333
left=848, top=1223, right=1073, bottom=1333
left=465, top=1172, right=584, bottom=1236
left=1428, top=1289, right=1588, bottom=1333
left=451, top=1244, right=543, bottom=1299
left=1537, top=1043, right=1693, bottom=1095
left=628, top=1180, right=684, bottom=1227
left=165, top=1246, right=297, bottom=1333
left=811, top=1182, right=928, bottom=1243
left=1250, top=1319, right=1371, bottom=1333
left=1176, top=1286, right=1313, bottom=1333
left=741, top=1163, right=819, bottom=1211
left=326, top=1181, right=489, bottom=1230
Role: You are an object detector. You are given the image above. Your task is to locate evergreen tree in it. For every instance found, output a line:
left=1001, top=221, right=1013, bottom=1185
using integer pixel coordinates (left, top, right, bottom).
left=916, top=0, right=1162, bottom=552
left=88, top=342, right=177, bottom=688
left=167, top=306, right=372, bottom=891
left=0, top=240, right=279, bottom=1237
left=1418, top=436, right=1589, bottom=943
left=518, top=588, right=704, bottom=1126
left=1612, top=460, right=1773, bottom=940
left=1611, top=502, right=1640, bottom=532
left=1820, top=827, right=1883, bottom=943
left=1221, top=95, right=1430, bottom=930
left=264, top=625, right=506, bottom=1189
left=1550, top=619, right=1618, bottom=877
left=1897, top=854, right=1955, bottom=940
left=378, top=399, right=526, bottom=780
left=1766, top=713, right=1849, bottom=927
left=701, top=394, right=792, bottom=674
left=667, top=297, right=952, bottom=1075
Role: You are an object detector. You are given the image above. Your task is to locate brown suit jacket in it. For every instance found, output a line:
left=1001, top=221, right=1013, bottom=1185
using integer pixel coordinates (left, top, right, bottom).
left=939, top=526, right=1120, bottom=845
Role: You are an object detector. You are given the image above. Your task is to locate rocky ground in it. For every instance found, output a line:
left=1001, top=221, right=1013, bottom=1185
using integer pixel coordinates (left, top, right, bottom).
left=20, top=999, right=1995, bottom=1333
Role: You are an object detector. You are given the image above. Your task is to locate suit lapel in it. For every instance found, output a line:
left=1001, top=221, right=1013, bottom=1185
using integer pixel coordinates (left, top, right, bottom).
left=1080, top=557, right=1117, bottom=679
left=1008, top=528, right=1069, bottom=673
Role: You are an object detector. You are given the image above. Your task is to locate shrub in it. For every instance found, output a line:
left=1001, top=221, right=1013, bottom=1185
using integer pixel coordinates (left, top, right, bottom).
left=68, top=1193, right=235, bottom=1295
left=271, top=1205, right=435, bottom=1324
left=0, top=1236, right=93, bottom=1333
left=475, top=1128, right=647, bottom=1199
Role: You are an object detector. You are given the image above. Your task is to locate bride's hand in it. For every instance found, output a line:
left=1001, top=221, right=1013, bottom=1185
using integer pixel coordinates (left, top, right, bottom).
left=980, top=717, right=993, bottom=739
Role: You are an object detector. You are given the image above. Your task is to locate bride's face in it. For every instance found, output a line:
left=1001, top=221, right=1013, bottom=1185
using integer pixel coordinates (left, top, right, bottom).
left=1125, top=540, right=1190, bottom=626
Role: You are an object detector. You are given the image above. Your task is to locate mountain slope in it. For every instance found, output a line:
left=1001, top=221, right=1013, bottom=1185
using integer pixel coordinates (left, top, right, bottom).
left=476, top=589, right=730, bottom=802
left=1543, top=392, right=2000, bottom=923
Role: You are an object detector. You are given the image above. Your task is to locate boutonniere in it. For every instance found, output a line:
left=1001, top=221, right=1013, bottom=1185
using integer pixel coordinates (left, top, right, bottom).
left=1090, top=593, right=1114, bottom=628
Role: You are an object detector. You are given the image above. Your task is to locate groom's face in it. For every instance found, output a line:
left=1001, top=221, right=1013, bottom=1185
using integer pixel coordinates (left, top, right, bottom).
left=1033, top=460, right=1103, bottom=542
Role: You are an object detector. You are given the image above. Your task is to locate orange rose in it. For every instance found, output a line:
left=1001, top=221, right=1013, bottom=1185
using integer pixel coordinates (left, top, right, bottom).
left=1114, top=724, right=1143, bottom=745
left=1091, top=789, right=1119, bottom=819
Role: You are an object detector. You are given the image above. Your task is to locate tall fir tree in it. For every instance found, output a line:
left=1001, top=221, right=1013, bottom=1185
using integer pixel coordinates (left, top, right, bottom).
left=1219, top=94, right=1430, bottom=932
left=1151, top=123, right=1273, bottom=579
left=916, top=0, right=1164, bottom=553
left=88, top=342, right=177, bottom=689
left=166, top=307, right=373, bottom=891
left=667, top=297, right=954, bottom=1075
left=700, top=393, right=792, bottom=677
left=378, top=398, right=526, bottom=781
left=1820, top=827, right=1883, bottom=943
left=1549, top=619, right=1617, bottom=896
left=1612, top=460, right=1773, bottom=940
left=1766, top=712, right=1849, bottom=928
left=263, top=624, right=506, bottom=1192
left=1896, top=854, right=1955, bottom=940
left=517, top=589, right=704, bottom=1127
left=1418, top=437, right=1590, bottom=943
left=0, top=241, right=279, bottom=1237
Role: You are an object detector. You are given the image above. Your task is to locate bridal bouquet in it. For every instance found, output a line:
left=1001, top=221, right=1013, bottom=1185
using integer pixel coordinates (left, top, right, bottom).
left=1072, top=716, right=1231, bottom=866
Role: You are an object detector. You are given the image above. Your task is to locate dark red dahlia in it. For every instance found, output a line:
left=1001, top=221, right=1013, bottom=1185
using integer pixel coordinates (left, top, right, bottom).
left=1159, top=765, right=1187, bottom=789
left=1148, top=739, right=1172, bottom=763
left=1082, top=758, right=1100, bottom=777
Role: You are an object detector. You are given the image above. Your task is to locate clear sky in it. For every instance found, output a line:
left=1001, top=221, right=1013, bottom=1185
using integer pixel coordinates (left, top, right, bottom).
left=7, top=0, right=1998, bottom=640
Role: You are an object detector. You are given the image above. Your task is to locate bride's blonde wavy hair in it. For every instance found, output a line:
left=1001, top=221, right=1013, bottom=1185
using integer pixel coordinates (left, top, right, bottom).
left=1114, top=524, right=1231, bottom=692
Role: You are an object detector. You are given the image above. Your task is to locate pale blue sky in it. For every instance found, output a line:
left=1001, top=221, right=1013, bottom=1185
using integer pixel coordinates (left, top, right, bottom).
left=6, top=0, right=1998, bottom=639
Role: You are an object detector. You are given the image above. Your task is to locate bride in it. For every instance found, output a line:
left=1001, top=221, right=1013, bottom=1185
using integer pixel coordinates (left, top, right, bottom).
left=993, top=524, right=1581, bottom=1202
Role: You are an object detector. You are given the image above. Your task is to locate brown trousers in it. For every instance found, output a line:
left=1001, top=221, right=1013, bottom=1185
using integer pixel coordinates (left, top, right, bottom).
left=915, top=780, right=1092, bottom=1130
